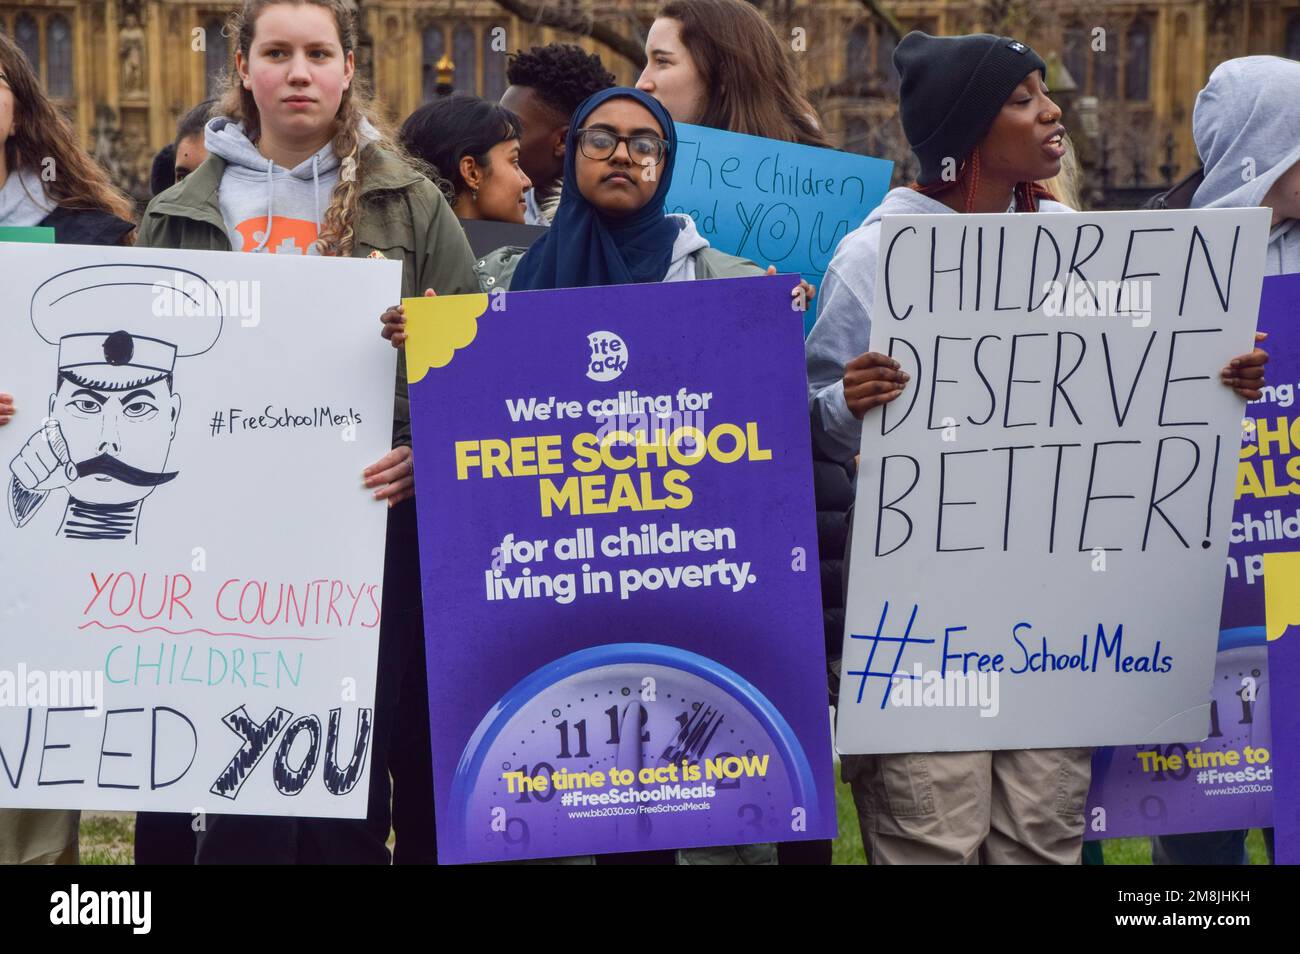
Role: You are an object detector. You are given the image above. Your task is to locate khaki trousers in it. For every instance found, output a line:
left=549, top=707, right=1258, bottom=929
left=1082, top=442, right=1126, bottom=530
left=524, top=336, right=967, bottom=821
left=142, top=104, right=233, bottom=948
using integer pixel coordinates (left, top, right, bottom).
left=842, top=747, right=1092, bottom=864
left=0, top=809, right=79, bottom=864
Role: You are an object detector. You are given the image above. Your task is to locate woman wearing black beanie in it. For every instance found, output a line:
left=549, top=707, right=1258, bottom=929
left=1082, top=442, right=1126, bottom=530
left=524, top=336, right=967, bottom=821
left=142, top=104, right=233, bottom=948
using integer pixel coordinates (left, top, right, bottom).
left=806, top=32, right=1268, bottom=865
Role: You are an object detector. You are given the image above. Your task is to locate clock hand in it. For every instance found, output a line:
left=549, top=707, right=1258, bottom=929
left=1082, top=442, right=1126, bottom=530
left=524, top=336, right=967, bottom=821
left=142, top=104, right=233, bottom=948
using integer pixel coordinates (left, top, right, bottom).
left=615, top=701, right=646, bottom=777
left=614, top=701, right=652, bottom=838
left=661, top=703, right=724, bottom=764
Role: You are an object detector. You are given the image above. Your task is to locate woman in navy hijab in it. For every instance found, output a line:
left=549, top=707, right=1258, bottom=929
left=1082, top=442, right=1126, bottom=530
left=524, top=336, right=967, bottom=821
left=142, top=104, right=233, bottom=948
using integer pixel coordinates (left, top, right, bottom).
left=381, top=87, right=812, bottom=308
left=378, top=88, right=809, bottom=865
left=512, top=86, right=689, bottom=290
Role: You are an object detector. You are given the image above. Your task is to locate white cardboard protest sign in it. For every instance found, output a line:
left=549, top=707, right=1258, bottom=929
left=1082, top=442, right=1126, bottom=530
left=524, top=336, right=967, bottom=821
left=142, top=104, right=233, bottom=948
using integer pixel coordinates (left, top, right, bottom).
left=836, top=208, right=1271, bottom=754
left=0, top=243, right=401, bottom=817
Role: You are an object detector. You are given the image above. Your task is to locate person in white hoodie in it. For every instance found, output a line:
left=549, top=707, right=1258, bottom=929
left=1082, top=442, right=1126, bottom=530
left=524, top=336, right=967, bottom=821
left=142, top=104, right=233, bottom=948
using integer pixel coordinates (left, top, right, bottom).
left=807, top=31, right=1269, bottom=865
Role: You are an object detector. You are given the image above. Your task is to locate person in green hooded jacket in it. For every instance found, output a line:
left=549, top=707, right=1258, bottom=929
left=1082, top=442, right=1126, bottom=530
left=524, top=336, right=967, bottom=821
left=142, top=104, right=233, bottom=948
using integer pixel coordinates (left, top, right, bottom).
left=133, top=0, right=477, bottom=865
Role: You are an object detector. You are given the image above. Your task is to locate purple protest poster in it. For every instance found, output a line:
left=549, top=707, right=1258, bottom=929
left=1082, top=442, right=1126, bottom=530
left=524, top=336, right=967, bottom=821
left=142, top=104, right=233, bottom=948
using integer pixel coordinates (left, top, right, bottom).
left=1260, top=272, right=1300, bottom=865
left=1086, top=272, right=1300, bottom=841
left=404, top=274, right=836, bottom=863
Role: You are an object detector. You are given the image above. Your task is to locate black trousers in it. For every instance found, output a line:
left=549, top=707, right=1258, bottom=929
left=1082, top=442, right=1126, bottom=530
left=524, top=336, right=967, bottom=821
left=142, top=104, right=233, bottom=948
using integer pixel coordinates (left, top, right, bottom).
left=134, top=499, right=438, bottom=864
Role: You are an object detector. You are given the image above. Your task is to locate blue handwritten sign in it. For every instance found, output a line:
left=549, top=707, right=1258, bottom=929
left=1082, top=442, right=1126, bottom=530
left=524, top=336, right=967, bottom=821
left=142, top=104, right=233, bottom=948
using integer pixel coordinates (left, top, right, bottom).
left=664, top=123, right=892, bottom=333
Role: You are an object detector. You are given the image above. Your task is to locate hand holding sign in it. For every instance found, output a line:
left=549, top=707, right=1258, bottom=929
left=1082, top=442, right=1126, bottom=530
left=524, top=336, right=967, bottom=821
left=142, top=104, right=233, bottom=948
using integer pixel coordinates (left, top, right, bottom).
left=1220, top=331, right=1269, bottom=399
left=843, top=352, right=910, bottom=418
left=363, top=444, right=414, bottom=507
left=380, top=287, right=436, bottom=349
left=763, top=265, right=817, bottom=310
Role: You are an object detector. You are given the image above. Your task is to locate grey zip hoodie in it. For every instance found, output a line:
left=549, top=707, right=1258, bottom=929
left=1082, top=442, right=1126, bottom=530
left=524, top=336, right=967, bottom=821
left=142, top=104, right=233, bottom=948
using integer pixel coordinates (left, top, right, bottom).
left=1190, top=55, right=1300, bottom=278
left=805, top=187, right=1073, bottom=462
left=203, top=115, right=380, bottom=253
left=0, top=167, right=57, bottom=228
left=663, top=212, right=712, bottom=282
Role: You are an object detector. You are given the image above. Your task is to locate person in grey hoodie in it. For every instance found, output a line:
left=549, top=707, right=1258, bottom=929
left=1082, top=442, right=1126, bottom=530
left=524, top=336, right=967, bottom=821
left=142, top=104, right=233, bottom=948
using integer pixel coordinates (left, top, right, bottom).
left=202, top=112, right=375, bottom=254
left=808, top=31, right=1268, bottom=866
left=1191, top=55, right=1300, bottom=276
left=1151, top=53, right=1300, bottom=868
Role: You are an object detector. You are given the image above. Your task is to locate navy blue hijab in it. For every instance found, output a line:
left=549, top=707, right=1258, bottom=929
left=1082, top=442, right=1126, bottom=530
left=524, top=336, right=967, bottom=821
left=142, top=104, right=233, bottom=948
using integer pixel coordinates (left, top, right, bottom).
left=511, top=87, right=682, bottom=291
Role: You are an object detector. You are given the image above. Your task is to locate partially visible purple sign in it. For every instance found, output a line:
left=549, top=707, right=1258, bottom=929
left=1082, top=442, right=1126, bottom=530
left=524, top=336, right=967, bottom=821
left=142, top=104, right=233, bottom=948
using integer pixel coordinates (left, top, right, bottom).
left=1271, top=623, right=1300, bottom=863
left=1261, top=274, right=1300, bottom=864
left=1086, top=273, right=1300, bottom=841
left=406, top=275, right=836, bottom=864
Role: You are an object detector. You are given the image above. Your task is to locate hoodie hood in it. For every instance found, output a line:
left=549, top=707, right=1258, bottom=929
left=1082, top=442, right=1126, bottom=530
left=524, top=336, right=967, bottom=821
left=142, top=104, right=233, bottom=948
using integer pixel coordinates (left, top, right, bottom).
left=861, top=185, right=958, bottom=229
left=663, top=212, right=711, bottom=282
left=858, top=184, right=1071, bottom=229
left=204, top=115, right=380, bottom=252
left=1190, top=56, right=1300, bottom=274
left=0, top=167, right=58, bottom=228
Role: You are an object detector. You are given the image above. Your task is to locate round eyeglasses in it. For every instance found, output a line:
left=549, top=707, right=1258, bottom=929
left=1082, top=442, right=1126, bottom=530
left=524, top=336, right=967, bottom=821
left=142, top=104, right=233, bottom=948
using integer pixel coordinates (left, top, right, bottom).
left=576, top=128, right=669, bottom=165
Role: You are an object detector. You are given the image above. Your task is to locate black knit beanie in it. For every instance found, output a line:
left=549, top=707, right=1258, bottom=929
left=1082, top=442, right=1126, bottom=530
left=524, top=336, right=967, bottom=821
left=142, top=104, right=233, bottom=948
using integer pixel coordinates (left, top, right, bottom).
left=893, top=31, right=1047, bottom=185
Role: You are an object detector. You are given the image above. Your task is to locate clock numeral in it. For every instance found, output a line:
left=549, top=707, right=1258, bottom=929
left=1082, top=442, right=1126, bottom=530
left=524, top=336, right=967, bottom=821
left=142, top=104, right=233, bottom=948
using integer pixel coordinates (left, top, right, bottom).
left=514, top=762, right=557, bottom=803
left=1236, top=690, right=1254, bottom=727
left=503, top=817, right=530, bottom=846
left=712, top=751, right=742, bottom=790
left=555, top=720, right=591, bottom=759
left=1207, top=699, right=1223, bottom=739
left=1144, top=743, right=1190, bottom=783
left=1205, top=693, right=1256, bottom=742
left=603, top=704, right=649, bottom=746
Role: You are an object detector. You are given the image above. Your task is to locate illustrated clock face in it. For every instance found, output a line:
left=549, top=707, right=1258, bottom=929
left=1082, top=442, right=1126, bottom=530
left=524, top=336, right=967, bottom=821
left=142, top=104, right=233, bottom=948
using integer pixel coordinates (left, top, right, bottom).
left=450, top=644, right=817, bottom=862
left=1087, top=632, right=1272, bottom=838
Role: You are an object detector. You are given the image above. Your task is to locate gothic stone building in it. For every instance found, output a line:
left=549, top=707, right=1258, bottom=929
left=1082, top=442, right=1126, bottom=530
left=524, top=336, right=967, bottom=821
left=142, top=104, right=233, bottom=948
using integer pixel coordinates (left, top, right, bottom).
left=1, top=0, right=1298, bottom=204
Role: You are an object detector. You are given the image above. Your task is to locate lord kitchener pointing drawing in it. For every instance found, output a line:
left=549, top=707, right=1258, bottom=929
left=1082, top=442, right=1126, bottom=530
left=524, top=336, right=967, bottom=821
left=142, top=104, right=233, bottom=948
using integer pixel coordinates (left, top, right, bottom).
left=7, top=264, right=223, bottom=542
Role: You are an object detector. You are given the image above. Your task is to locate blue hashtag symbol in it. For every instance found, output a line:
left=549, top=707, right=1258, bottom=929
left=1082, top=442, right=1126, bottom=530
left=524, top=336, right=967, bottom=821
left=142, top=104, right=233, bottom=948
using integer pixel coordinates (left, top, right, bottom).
left=846, top=601, right=935, bottom=709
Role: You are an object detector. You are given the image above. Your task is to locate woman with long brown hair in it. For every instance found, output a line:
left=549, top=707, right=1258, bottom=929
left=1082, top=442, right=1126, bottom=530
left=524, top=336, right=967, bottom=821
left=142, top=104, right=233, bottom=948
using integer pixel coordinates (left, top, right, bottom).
left=635, top=0, right=829, bottom=147
left=0, top=30, right=135, bottom=867
left=0, top=31, right=135, bottom=248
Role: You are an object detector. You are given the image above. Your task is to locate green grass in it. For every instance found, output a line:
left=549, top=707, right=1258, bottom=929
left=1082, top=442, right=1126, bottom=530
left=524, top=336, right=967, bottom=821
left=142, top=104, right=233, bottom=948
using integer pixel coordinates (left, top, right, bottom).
left=77, top=813, right=134, bottom=866
left=80, top=788, right=1272, bottom=864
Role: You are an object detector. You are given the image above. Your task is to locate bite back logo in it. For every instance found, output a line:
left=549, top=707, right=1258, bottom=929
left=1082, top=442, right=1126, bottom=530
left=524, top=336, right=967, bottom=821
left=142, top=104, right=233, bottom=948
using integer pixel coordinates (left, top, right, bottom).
left=586, top=331, right=627, bottom=382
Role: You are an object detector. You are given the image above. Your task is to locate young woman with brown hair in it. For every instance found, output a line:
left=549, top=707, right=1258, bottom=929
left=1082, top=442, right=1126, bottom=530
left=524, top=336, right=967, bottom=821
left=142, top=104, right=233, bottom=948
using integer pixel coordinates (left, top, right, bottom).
left=635, top=0, right=829, bottom=147
left=134, top=0, right=478, bottom=864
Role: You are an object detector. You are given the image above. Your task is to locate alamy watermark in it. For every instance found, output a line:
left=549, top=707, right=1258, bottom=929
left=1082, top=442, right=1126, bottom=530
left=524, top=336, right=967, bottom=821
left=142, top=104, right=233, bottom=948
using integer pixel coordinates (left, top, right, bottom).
left=151, top=272, right=262, bottom=328
left=0, top=665, right=103, bottom=715
left=1039, top=278, right=1152, bottom=327
left=888, top=664, right=1000, bottom=718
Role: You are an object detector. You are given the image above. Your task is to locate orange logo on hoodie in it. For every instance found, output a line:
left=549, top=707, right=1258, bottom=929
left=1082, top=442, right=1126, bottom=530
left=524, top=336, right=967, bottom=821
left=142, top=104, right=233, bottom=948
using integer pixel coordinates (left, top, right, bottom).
left=233, top=216, right=320, bottom=254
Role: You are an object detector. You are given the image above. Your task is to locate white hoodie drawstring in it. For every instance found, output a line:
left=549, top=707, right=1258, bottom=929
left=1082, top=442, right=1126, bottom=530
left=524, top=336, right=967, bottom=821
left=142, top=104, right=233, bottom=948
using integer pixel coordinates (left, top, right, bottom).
left=253, top=158, right=275, bottom=252
left=312, top=154, right=322, bottom=226
left=311, top=154, right=322, bottom=253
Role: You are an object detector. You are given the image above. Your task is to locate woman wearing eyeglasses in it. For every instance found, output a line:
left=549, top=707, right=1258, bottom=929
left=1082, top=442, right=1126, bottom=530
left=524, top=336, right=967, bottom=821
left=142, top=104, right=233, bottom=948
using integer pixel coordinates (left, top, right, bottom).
left=380, top=87, right=811, bottom=302
left=382, top=88, right=806, bottom=865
